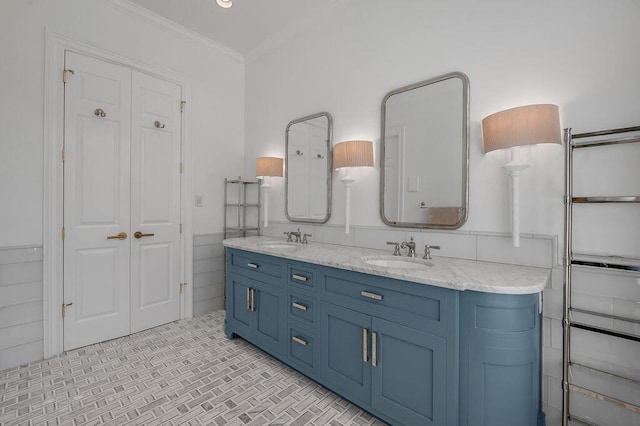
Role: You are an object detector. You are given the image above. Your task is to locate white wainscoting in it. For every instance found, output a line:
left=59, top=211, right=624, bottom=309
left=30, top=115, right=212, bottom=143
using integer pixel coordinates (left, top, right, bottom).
left=0, top=246, right=44, bottom=371
left=193, top=234, right=226, bottom=315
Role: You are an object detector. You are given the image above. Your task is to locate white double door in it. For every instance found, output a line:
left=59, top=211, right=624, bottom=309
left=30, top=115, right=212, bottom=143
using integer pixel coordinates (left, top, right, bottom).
left=63, top=51, right=182, bottom=350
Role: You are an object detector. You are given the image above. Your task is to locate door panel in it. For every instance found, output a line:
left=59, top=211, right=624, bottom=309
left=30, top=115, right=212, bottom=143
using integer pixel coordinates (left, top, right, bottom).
left=371, top=318, right=447, bottom=426
left=253, top=282, right=285, bottom=354
left=321, top=302, right=371, bottom=406
left=63, top=51, right=131, bottom=350
left=130, top=71, right=182, bottom=333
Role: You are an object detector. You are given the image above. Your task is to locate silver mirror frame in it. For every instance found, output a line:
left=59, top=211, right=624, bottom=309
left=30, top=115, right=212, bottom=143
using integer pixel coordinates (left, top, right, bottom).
left=379, top=71, right=470, bottom=229
left=285, top=112, right=333, bottom=223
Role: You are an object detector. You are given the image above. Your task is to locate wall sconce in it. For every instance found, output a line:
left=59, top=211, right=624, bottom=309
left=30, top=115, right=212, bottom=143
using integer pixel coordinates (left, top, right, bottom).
left=482, top=104, right=560, bottom=247
left=333, top=140, right=374, bottom=234
left=256, top=156, right=283, bottom=228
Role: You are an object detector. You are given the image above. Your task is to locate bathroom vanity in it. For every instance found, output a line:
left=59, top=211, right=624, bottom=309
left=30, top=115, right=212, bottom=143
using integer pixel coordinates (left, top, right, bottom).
left=223, top=237, right=549, bottom=426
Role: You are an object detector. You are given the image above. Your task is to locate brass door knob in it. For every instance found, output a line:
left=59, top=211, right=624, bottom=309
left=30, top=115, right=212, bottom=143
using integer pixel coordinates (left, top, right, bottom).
left=134, top=231, right=155, bottom=239
left=106, top=232, right=127, bottom=240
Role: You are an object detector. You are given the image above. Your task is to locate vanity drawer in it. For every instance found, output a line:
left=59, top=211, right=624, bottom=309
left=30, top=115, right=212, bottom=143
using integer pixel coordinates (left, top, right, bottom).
left=287, top=264, right=316, bottom=291
left=288, top=325, right=317, bottom=373
left=228, top=250, right=283, bottom=282
left=323, top=272, right=452, bottom=334
left=288, top=292, right=316, bottom=326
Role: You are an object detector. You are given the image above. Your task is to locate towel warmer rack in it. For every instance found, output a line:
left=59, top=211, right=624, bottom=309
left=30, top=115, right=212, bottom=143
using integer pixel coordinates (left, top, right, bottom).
left=562, top=126, right=640, bottom=425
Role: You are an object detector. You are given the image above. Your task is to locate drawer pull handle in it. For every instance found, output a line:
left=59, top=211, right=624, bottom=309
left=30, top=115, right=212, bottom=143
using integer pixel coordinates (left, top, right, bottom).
left=247, top=263, right=259, bottom=269
left=360, top=291, right=383, bottom=301
left=292, top=302, right=307, bottom=311
left=292, top=274, right=308, bottom=282
left=372, top=331, right=378, bottom=367
left=362, top=328, right=369, bottom=363
left=246, top=288, right=251, bottom=310
left=292, top=336, right=308, bottom=346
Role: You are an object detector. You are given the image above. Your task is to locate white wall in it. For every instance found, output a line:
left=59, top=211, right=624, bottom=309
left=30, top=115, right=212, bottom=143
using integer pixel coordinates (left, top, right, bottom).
left=0, top=0, right=245, bottom=248
left=0, top=0, right=245, bottom=371
left=244, top=0, right=640, bottom=247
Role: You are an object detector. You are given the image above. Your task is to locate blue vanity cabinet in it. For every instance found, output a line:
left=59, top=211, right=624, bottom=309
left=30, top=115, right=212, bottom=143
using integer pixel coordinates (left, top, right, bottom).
left=225, top=249, right=287, bottom=356
left=459, top=291, right=542, bottom=426
left=224, top=247, right=544, bottom=426
left=320, top=267, right=458, bottom=426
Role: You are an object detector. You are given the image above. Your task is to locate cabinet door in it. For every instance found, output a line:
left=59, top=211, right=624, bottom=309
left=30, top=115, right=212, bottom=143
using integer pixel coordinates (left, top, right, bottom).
left=252, top=280, right=285, bottom=355
left=320, top=302, right=371, bottom=406
left=371, top=318, right=448, bottom=426
left=460, top=292, right=541, bottom=426
left=227, top=274, right=253, bottom=338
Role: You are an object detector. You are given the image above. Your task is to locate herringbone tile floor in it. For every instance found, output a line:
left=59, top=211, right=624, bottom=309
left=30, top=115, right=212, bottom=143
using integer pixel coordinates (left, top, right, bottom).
left=0, top=310, right=385, bottom=426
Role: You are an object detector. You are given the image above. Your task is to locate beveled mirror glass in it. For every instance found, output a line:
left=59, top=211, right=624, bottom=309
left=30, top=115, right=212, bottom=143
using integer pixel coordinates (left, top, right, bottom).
left=285, top=112, right=332, bottom=223
left=380, top=72, right=469, bottom=228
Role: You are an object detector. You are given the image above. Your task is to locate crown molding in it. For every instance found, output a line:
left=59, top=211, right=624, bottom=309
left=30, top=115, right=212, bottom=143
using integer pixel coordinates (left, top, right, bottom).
left=99, top=0, right=244, bottom=63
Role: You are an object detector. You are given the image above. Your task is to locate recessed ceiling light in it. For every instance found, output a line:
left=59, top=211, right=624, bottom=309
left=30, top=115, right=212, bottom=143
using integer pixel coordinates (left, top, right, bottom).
left=216, top=0, right=232, bottom=8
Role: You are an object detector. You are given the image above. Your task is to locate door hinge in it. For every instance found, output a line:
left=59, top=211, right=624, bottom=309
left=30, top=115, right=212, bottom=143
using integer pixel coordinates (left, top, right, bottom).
left=180, top=162, right=183, bottom=174
left=63, top=69, right=74, bottom=84
left=180, top=100, right=186, bottom=113
left=180, top=224, right=183, bottom=234
left=61, top=148, right=66, bottom=162
left=179, top=283, right=188, bottom=294
left=61, top=227, right=65, bottom=241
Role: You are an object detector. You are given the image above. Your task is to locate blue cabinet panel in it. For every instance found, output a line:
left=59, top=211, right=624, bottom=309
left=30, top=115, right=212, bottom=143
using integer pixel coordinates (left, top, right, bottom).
left=371, top=317, right=450, bottom=426
left=288, top=292, right=316, bottom=326
left=227, top=276, right=253, bottom=336
left=460, top=291, right=542, bottom=426
left=287, top=264, right=316, bottom=291
left=321, top=302, right=371, bottom=407
left=253, top=281, right=285, bottom=355
left=288, top=325, right=318, bottom=373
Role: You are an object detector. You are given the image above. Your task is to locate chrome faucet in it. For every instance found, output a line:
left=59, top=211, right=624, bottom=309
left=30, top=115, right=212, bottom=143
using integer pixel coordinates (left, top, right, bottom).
left=302, top=233, right=312, bottom=244
left=401, top=237, right=417, bottom=257
left=386, top=241, right=401, bottom=256
left=423, top=244, right=441, bottom=260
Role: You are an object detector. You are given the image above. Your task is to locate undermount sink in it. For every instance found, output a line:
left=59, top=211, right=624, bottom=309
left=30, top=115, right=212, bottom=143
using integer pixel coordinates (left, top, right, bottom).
left=257, top=241, right=299, bottom=250
left=362, top=256, right=433, bottom=270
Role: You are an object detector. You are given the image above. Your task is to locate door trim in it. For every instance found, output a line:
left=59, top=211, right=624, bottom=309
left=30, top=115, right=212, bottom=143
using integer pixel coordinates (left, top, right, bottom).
left=43, top=31, right=193, bottom=358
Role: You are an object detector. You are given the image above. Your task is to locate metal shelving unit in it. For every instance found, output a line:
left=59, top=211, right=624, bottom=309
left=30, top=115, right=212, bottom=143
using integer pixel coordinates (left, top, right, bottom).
left=562, top=126, right=640, bottom=425
left=224, top=177, right=261, bottom=239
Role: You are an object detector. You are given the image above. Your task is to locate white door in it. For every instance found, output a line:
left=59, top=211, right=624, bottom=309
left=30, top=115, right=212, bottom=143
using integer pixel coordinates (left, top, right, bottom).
left=63, top=52, right=182, bottom=350
left=63, top=51, right=132, bottom=349
left=130, top=71, right=182, bottom=333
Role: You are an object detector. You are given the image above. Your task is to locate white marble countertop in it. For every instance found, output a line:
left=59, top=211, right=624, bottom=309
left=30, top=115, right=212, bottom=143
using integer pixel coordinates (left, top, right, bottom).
left=223, top=236, right=550, bottom=294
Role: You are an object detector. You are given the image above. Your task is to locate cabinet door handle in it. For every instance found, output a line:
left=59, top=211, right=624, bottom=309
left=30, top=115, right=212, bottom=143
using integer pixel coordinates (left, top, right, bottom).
left=247, top=263, right=259, bottom=269
left=291, top=274, right=308, bottom=282
left=250, top=288, right=256, bottom=312
left=246, top=288, right=251, bottom=310
left=292, top=336, right=308, bottom=346
left=372, top=331, right=378, bottom=367
left=362, top=328, right=369, bottom=363
left=292, top=302, right=307, bottom=311
left=360, top=290, right=383, bottom=301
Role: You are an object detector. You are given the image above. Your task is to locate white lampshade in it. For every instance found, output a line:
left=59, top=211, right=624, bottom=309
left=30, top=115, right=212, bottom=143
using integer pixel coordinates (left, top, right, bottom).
left=333, top=140, right=374, bottom=169
left=256, top=157, right=283, bottom=177
left=216, top=0, right=232, bottom=8
left=482, top=104, right=561, bottom=153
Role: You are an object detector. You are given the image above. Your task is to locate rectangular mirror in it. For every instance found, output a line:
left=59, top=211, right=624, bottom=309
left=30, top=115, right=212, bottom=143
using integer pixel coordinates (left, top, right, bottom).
left=285, top=112, right=332, bottom=223
left=380, top=72, right=469, bottom=229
